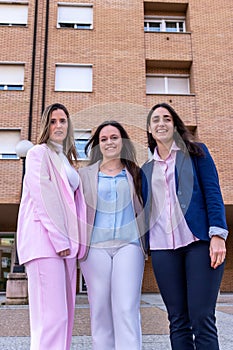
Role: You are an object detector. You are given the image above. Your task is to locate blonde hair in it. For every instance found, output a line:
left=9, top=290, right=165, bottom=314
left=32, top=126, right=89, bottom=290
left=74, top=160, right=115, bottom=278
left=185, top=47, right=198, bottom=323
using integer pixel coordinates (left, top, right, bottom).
left=37, top=103, right=78, bottom=164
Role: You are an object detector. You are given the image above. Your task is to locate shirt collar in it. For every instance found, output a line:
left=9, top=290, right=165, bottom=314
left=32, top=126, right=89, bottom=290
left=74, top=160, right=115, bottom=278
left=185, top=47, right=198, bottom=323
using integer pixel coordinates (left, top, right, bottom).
left=153, top=141, right=180, bottom=161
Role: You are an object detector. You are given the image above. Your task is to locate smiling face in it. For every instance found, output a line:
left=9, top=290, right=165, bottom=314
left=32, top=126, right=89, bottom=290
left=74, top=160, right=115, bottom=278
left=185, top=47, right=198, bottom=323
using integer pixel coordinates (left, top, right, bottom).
left=49, top=109, right=68, bottom=145
left=148, top=106, right=175, bottom=149
left=99, top=125, right=123, bottom=161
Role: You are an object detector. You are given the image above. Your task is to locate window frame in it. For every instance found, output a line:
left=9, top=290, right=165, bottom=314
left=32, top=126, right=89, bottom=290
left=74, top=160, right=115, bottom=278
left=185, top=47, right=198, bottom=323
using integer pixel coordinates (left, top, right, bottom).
left=74, top=129, right=91, bottom=160
left=55, top=64, right=93, bottom=92
left=0, top=129, right=21, bottom=159
left=146, top=74, right=190, bottom=95
left=57, top=3, right=93, bottom=30
left=0, top=85, right=24, bottom=91
left=0, top=3, right=28, bottom=27
left=144, top=16, right=186, bottom=33
left=0, top=154, right=18, bottom=159
left=0, top=64, right=25, bottom=91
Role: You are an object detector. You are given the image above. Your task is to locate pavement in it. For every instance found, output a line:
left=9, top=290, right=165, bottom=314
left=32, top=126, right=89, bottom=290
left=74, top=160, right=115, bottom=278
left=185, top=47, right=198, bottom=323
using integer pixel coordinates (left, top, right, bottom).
left=0, top=293, right=233, bottom=349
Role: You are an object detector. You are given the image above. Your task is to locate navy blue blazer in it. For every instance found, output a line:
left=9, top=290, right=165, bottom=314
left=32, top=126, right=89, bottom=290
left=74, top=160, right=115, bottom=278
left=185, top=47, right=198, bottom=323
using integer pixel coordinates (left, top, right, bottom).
left=141, top=143, right=228, bottom=250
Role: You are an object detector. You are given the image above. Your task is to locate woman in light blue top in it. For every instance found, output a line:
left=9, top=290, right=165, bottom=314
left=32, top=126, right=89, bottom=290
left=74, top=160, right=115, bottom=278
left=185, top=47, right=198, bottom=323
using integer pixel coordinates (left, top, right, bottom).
left=79, top=121, right=146, bottom=350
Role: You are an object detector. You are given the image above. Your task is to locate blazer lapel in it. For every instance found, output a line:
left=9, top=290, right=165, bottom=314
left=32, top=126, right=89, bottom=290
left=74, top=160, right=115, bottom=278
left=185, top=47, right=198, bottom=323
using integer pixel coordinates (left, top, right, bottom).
left=175, top=150, right=194, bottom=215
left=83, top=161, right=99, bottom=211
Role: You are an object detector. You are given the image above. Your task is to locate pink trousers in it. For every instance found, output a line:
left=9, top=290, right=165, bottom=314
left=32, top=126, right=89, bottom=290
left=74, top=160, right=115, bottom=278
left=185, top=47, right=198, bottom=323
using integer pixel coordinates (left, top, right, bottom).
left=26, top=257, right=77, bottom=350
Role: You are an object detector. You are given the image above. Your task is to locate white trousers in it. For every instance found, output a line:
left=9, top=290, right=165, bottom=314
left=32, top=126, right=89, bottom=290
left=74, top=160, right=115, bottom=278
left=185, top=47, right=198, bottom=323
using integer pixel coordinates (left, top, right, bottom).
left=80, top=244, right=145, bottom=350
left=26, top=257, right=77, bottom=350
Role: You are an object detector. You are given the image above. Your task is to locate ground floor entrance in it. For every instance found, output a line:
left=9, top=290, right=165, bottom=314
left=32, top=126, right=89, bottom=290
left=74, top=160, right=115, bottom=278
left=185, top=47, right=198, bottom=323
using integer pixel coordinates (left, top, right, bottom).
left=0, top=234, right=14, bottom=292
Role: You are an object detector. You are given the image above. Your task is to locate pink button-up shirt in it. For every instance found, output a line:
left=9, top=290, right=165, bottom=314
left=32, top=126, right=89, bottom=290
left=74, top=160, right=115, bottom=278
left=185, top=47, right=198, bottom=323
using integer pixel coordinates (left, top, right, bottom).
left=149, top=143, right=198, bottom=250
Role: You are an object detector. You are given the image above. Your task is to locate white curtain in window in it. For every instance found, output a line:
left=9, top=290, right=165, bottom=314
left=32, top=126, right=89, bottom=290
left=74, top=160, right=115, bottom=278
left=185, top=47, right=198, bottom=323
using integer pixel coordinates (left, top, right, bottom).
left=55, top=65, right=93, bottom=92
left=0, top=65, right=24, bottom=85
left=146, top=77, right=165, bottom=94
left=0, top=131, right=20, bottom=154
left=168, top=77, right=189, bottom=94
left=0, top=4, right=28, bottom=24
left=58, top=5, right=93, bottom=24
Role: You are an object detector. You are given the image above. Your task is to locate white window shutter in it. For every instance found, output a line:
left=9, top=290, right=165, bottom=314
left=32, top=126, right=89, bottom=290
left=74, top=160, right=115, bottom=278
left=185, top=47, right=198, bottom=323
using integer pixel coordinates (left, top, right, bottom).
left=0, top=4, right=28, bottom=25
left=55, top=65, right=93, bottom=92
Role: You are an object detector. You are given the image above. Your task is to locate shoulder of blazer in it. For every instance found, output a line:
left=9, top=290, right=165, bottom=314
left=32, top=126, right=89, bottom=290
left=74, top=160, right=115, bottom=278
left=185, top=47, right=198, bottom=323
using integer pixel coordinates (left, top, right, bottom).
left=142, top=158, right=153, bottom=168
left=78, top=161, right=100, bottom=179
left=27, top=143, right=47, bottom=157
left=176, top=143, right=213, bottom=180
left=26, top=144, right=50, bottom=169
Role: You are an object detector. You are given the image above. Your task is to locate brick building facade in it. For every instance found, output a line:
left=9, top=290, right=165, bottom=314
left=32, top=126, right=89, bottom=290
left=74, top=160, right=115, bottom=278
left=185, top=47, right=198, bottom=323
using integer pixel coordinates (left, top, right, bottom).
left=0, top=0, right=232, bottom=293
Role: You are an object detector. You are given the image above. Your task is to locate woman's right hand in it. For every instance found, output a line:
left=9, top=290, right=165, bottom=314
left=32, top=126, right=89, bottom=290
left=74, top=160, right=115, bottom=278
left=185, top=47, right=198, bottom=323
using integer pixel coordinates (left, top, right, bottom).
left=58, top=249, right=71, bottom=257
left=209, top=236, right=226, bottom=269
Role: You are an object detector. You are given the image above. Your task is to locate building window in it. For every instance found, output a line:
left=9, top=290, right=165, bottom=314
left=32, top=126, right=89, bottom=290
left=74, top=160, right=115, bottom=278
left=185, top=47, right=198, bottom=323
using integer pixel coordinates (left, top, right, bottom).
left=57, top=4, right=93, bottom=29
left=74, top=130, right=91, bottom=160
left=146, top=75, right=190, bottom=94
left=0, top=4, right=28, bottom=26
left=0, top=235, right=14, bottom=291
left=0, top=154, right=18, bottom=159
left=0, top=64, right=24, bottom=91
left=55, top=64, right=93, bottom=92
left=0, top=130, right=20, bottom=159
left=144, top=17, right=185, bottom=33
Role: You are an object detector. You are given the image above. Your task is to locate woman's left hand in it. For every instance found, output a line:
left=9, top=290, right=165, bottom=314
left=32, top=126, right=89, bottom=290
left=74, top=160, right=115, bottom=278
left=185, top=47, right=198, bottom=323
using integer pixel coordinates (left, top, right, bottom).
left=209, top=236, right=226, bottom=269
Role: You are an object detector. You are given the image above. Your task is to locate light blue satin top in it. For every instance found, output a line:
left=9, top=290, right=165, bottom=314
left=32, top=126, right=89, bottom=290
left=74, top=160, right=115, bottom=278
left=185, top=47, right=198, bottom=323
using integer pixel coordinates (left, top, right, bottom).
left=91, top=169, right=139, bottom=246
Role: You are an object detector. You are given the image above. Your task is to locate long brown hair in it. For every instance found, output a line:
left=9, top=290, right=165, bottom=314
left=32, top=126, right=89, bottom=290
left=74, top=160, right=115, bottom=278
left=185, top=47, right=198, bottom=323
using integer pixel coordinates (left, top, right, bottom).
left=146, top=103, right=204, bottom=157
left=37, top=103, right=78, bottom=164
left=85, top=120, right=142, bottom=203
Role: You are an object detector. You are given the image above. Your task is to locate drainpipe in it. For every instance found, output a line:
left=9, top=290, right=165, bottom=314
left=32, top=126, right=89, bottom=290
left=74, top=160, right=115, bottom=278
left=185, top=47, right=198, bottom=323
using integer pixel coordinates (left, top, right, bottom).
left=41, top=0, right=50, bottom=114
left=28, top=0, right=38, bottom=141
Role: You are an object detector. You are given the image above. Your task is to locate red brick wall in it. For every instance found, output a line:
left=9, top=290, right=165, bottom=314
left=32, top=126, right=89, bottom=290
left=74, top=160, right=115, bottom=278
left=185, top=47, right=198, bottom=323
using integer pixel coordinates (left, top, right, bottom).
left=0, top=0, right=232, bottom=291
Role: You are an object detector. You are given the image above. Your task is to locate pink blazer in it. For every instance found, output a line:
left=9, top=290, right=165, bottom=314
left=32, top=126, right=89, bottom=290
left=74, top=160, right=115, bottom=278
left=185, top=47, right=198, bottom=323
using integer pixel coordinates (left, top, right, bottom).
left=17, top=144, right=87, bottom=265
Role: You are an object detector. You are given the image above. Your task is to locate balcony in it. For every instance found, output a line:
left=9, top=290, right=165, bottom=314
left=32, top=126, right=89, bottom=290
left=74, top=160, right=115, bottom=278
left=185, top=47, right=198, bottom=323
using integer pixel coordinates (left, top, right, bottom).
left=146, top=94, right=197, bottom=127
left=145, top=31, right=192, bottom=62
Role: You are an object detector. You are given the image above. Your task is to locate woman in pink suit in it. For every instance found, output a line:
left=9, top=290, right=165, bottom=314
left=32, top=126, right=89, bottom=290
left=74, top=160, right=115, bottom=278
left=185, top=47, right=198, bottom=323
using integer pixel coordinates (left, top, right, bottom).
left=17, top=103, right=86, bottom=350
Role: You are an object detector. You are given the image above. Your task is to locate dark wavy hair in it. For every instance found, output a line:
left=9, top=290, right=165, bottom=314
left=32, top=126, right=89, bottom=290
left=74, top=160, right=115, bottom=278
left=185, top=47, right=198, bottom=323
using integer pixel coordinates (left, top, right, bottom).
left=146, top=103, right=204, bottom=156
left=85, top=120, right=142, bottom=203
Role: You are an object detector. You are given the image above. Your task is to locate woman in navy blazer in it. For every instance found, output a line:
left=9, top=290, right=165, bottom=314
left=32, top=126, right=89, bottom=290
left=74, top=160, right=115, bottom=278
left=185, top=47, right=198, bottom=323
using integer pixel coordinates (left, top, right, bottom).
left=141, top=103, right=228, bottom=350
